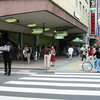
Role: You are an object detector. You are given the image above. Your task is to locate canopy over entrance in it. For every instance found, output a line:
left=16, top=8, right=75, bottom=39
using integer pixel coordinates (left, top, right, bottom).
left=72, top=37, right=83, bottom=42
left=72, top=37, right=86, bottom=44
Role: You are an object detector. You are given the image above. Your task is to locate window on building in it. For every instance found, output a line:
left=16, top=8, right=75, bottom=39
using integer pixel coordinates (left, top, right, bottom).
left=75, top=0, right=78, bottom=7
left=85, top=9, right=87, bottom=16
left=79, top=1, right=82, bottom=11
left=83, top=6, right=84, bottom=14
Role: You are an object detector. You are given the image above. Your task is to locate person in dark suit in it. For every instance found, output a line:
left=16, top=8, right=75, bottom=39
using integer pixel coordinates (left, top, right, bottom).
left=3, top=42, right=13, bottom=76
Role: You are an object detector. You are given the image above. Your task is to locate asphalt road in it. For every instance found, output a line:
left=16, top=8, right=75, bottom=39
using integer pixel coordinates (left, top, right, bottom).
left=0, top=69, right=100, bottom=100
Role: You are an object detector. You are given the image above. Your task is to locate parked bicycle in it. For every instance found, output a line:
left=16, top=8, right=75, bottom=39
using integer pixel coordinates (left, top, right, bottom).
left=82, top=56, right=97, bottom=72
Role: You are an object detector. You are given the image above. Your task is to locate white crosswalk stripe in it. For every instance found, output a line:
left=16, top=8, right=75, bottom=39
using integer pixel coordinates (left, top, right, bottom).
left=0, top=72, right=100, bottom=99
left=0, top=96, right=59, bottom=100
left=0, top=70, right=36, bottom=75
left=5, top=81, right=100, bottom=88
left=19, top=77, right=100, bottom=82
left=30, top=74, right=100, bottom=78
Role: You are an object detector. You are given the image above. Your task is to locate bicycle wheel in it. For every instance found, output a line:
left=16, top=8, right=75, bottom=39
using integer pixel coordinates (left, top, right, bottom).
left=82, top=61, right=93, bottom=72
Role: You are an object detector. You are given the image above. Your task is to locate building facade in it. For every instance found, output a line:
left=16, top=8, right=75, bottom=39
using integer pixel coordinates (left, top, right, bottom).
left=0, top=0, right=89, bottom=50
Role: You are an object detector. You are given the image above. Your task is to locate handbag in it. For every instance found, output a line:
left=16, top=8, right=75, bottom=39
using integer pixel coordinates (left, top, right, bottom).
left=0, top=45, right=10, bottom=52
left=23, top=50, right=28, bottom=58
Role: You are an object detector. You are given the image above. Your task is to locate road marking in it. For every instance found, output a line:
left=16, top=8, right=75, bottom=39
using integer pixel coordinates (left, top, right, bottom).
left=55, top=72, right=99, bottom=75
left=30, top=74, right=100, bottom=78
left=0, top=71, right=36, bottom=75
left=5, top=81, right=100, bottom=88
left=67, top=68, right=79, bottom=69
left=19, top=77, right=100, bottom=82
left=0, top=96, right=58, bottom=100
left=0, top=86, right=100, bottom=96
left=68, top=61, right=82, bottom=67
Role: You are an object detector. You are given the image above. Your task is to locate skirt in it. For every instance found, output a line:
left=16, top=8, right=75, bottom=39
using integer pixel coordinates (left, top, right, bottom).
left=51, top=55, right=56, bottom=62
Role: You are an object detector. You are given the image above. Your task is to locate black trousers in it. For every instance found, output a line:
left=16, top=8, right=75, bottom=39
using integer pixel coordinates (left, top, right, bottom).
left=4, top=60, right=12, bottom=75
left=81, top=55, right=86, bottom=61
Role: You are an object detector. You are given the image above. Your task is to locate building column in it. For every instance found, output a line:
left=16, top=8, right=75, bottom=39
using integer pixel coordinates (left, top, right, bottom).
left=18, top=33, right=23, bottom=51
left=20, top=34, right=23, bottom=51
left=1, top=31, right=8, bottom=45
left=36, top=35, right=39, bottom=46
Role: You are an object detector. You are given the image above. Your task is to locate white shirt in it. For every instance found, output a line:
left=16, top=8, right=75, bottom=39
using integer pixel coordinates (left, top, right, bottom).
left=68, top=47, right=74, bottom=55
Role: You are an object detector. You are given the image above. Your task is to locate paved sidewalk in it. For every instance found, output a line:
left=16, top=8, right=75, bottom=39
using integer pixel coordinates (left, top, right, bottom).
left=0, top=56, right=80, bottom=69
left=0, top=56, right=97, bottom=73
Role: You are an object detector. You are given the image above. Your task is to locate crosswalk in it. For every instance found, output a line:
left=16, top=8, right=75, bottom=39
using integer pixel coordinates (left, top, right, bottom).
left=0, top=72, right=100, bottom=100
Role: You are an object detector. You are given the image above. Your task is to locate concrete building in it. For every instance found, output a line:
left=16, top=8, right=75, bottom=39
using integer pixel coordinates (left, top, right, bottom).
left=0, top=0, right=89, bottom=50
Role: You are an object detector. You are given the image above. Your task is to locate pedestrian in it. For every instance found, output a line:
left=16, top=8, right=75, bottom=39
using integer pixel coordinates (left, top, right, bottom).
left=23, top=44, right=31, bottom=64
left=67, top=45, right=74, bottom=60
left=50, top=46, right=56, bottom=67
left=3, top=42, right=14, bottom=76
left=93, top=47, right=100, bottom=73
left=23, top=44, right=28, bottom=61
left=88, top=46, right=95, bottom=56
left=81, top=46, right=87, bottom=61
left=76, top=45, right=81, bottom=56
left=27, top=45, right=31, bottom=64
left=43, top=45, right=51, bottom=68
left=17, top=44, right=22, bottom=60
left=30, top=45, right=33, bottom=59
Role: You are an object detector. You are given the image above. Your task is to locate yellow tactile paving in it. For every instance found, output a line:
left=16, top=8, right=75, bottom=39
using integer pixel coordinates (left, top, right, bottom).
left=67, top=61, right=83, bottom=70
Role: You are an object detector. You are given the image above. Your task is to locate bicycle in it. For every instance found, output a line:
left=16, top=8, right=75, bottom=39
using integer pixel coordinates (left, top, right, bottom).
left=82, top=56, right=97, bottom=72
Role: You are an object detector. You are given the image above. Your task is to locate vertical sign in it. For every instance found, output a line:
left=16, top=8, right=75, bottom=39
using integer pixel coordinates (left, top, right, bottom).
left=90, top=0, right=96, bottom=8
left=91, top=13, right=95, bottom=34
left=98, top=24, right=100, bottom=36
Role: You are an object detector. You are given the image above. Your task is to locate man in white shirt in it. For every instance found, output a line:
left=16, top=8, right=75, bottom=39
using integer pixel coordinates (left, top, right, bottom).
left=68, top=46, right=74, bottom=60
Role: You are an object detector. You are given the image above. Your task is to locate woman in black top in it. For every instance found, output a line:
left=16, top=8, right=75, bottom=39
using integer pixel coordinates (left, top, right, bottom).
left=3, top=42, right=13, bottom=76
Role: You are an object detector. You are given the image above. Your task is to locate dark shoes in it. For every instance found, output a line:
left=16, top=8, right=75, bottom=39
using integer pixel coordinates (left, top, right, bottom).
left=4, top=73, right=10, bottom=76
left=4, top=73, right=7, bottom=75
left=97, top=71, right=100, bottom=73
left=7, top=73, right=10, bottom=76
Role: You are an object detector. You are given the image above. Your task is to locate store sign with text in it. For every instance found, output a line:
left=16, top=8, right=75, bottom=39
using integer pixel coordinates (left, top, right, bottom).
left=91, top=13, right=95, bottom=35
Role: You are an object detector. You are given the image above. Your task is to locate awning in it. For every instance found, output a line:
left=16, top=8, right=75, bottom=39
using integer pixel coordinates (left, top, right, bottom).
left=72, top=37, right=83, bottom=42
left=72, top=37, right=86, bottom=44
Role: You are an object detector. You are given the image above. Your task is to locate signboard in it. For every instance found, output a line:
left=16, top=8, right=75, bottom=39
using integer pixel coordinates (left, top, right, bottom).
left=91, top=13, right=95, bottom=34
left=95, top=36, right=100, bottom=43
left=54, top=35, right=64, bottom=39
left=32, top=28, right=43, bottom=34
left=56, top=31, right=67, bottom=36
left=90, top=0, right=96, bottom=8
left=98, top=24, right=100, bottom=36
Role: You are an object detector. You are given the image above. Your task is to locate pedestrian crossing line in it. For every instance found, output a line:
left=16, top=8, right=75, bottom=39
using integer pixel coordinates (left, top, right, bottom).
left=0, top=86, right=100, bottom=96
left=0, top=71, right=36, bottom=75
left=54, top=72, right=99, bottom=75
left=0, top=96, right=58, bottom=100
left=30, top=74, right=100, bottom=78
left=5, top=81, right=100, bottom=88
left=19, top=77, right=100, bottom=82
